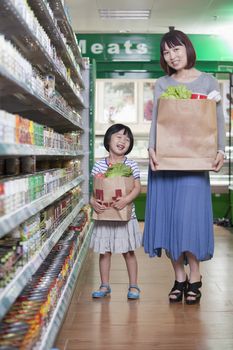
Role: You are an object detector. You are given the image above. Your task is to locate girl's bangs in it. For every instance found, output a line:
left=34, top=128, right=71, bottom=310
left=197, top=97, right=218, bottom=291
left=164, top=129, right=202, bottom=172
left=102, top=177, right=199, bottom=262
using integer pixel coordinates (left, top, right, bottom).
left=123, top=128, right=129, bottom=136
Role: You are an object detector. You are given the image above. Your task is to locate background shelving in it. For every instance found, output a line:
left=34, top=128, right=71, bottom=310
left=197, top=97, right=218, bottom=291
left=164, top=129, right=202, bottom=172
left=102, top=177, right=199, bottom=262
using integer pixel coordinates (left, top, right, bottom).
left=39, top=222, right=93, bottom=350
left=0, top=64, right=83, bottom=131
left=48, top=0, right=83, bottom=66
left=0, top=143, right=84, bottom=157
left=0, top=175, right=84, bottom=237
left=0, top=199, right=84, bottom=319
left=0, top=0, right=93, bottom=348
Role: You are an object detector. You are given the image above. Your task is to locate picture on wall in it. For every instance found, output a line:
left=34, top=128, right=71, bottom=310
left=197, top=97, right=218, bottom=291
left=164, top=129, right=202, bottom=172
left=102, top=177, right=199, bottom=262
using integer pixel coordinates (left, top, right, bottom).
left=218, top=78, right=232, bottom=126
left=103, top=81, right=137, bottom=123
left=143, top=81, right=155, bottom=121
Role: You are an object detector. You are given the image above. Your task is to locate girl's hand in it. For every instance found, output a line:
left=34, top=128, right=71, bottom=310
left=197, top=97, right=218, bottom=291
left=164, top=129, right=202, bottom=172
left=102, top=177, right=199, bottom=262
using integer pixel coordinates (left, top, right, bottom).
left=90, top=197, right=106, bottom=213
left=113, top=178, right=141, bottom=211
left=212, top=152, right=225, bottom=172
left=148, top=148, right=159, bottom=171
left=113, top=196, right=129, bottom=210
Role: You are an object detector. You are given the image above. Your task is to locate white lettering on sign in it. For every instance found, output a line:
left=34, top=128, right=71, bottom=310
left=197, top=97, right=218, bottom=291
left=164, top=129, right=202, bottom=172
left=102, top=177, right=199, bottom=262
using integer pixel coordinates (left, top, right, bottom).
left=107, top=43, right=120, bottom=54
left=78, top=40, right=86, bottom=54
left=124, top=40, right=133, bottom=54
left=77, top=39, right=148, bottom=56
left=137, top=43, right=148, bottom=54
left=91, top=43, right=104, bottom=54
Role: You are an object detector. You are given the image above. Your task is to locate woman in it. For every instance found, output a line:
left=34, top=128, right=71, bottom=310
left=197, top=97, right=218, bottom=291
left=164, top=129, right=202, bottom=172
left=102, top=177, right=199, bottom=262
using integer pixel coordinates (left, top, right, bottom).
left=143, top=30, right=225, bottom=304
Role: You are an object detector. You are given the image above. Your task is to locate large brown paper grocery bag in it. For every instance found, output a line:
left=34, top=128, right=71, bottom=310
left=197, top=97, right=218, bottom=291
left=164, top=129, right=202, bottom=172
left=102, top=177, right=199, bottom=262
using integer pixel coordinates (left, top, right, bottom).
left=92, top=176, right=134, bottom=221
left=156, top=99, right=217, bottom=170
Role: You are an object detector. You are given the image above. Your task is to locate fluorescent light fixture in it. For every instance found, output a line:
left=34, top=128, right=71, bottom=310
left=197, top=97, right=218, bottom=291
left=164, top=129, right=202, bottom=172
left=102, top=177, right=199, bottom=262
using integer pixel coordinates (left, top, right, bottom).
left=112, top=59, right=151, bottom=62
left=99, top=9, right=151, bottom=20
left=113, top=70, right=148, bottom=72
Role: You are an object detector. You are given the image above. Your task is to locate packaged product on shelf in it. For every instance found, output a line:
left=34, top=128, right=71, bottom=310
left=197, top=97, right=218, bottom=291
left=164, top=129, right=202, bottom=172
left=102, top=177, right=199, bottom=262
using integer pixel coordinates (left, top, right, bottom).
left=0, top=110, right=15, bottom=144
left=0, top=235, right=23, bottom=288
left=36, top=159, right=50, bottom=170
left=29, top=119, right=34, bottom=145
left=43, top=127, right=53, bottom=148
left=5, top=158, right=20, bottom=176
left=0, top=35, right=33, bottom=85
left=20, top=156, right=36, bottom=174
left=33, top=122, right=44, bottom=147
left=44, top=74, right=55, bottom=98
left=0, top=159, right=4, bottom=176
left=31, top=68, right=45, bottom=97
left=40, top=205, right=55, bottom=232
left=17, top=114, right=27, bottom=144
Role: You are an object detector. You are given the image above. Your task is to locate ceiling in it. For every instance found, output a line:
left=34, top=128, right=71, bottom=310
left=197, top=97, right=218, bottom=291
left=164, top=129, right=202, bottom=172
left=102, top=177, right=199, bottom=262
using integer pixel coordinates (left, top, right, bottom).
left=66, top=0, right=233, bottom=35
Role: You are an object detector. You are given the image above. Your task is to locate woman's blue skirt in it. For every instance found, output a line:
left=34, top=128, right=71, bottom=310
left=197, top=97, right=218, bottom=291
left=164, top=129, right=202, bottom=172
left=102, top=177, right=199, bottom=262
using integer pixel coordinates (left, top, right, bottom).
left=143, top=169, right=214, bottom=261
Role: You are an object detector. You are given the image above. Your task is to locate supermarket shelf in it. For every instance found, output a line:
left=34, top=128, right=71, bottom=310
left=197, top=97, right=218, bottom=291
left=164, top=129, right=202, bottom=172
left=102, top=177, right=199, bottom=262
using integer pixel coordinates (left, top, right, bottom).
left=0, top=143, right=84, bottom=157
left=0, top=175, right=84, bottom=237
left=0, top=0, right=84, bottom=106
left=0, top=200, right=85, bottom=320
left=39, top=221, right=93, bottom=350
left=0, top=65, right=83, bottom=132
left=28, top=0, right=85, bottom=89
left=48, top=0, right=83, bottom=65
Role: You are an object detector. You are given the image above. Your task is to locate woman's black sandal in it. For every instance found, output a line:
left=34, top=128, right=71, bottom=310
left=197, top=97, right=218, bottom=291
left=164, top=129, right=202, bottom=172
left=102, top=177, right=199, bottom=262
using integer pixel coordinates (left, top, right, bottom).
left=168, top=279, right=187, bottom=303
left=185, top=280, right=202, bottom=305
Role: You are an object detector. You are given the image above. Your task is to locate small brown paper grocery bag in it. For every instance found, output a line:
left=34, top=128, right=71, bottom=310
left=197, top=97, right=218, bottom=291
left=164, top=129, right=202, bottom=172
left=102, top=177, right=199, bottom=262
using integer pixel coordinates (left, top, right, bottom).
left=92, top=176, right=134, bottom=221
left=156, top=99, right=217, bottom=170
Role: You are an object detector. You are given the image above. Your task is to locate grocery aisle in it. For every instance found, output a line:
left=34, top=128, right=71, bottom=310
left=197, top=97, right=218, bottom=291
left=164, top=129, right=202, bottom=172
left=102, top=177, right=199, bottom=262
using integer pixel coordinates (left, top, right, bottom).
left=0, top=1, right=93, bottom=348
left=55, top=223, right=233, bottom=350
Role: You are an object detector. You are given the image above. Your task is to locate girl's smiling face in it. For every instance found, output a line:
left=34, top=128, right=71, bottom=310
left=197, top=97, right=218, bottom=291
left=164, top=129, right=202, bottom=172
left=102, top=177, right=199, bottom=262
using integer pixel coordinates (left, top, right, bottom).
left=109, top=129, right=130, bottom=156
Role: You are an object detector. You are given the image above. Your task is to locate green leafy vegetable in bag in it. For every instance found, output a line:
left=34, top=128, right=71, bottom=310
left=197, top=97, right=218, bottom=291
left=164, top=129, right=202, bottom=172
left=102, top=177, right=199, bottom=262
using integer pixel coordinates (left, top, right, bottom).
left=160, top=85, right=192, bottom=99
left=105, top=163, right=133, bottom=178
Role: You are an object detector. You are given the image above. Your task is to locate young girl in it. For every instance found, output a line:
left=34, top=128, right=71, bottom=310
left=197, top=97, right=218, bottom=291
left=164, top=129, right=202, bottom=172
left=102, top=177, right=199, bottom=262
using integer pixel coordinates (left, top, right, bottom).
left=90, top=124, right=142, bottom=299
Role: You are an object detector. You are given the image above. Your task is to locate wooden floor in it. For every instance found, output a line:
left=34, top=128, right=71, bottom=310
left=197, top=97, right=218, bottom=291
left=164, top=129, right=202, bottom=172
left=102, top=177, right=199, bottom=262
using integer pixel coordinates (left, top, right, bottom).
left=55, top=223, right=233, bottom=350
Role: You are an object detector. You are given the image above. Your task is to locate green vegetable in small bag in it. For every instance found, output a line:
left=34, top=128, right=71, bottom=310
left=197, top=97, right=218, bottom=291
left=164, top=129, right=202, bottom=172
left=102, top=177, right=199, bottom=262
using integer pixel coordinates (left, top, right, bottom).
left=105, top=163, right=133, bottom=178
left=160, top=85, right=192, bottom=99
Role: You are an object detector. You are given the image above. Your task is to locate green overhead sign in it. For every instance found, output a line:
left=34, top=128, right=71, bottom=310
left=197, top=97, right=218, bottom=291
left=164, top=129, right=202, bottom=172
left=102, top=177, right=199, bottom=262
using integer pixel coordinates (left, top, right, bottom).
left=76, top=33, right=233, bottom=63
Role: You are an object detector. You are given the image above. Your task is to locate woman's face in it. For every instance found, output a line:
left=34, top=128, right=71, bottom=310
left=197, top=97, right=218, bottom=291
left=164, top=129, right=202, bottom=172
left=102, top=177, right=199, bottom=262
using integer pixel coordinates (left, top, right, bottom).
left=163, top=42, right=188, bottom=71
left=109, top=129, right=130, bottom=156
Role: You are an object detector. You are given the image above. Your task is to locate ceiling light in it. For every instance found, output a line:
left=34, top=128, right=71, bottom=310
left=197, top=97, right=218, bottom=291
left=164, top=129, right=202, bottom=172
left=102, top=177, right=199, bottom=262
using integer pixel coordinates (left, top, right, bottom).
left=112, top=59, right=151, bottom=62
left=99, top=10, right=151, bottom=20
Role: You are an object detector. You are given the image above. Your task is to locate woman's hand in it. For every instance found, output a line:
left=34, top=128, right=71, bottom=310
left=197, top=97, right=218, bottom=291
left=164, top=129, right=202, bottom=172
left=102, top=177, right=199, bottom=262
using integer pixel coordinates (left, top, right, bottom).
left=212, top=152, right=225, bottom=172
left=90, top=197, right=106, bottom=213
left=148, top=148, right=159, bottom=171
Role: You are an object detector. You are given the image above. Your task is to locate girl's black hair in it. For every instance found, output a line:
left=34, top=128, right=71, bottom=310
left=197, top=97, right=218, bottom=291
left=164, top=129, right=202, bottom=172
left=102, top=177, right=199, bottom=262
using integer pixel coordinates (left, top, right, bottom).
left=160, top=30, right=196, bottom=75
left=104, top=123, right=134, bottom=155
